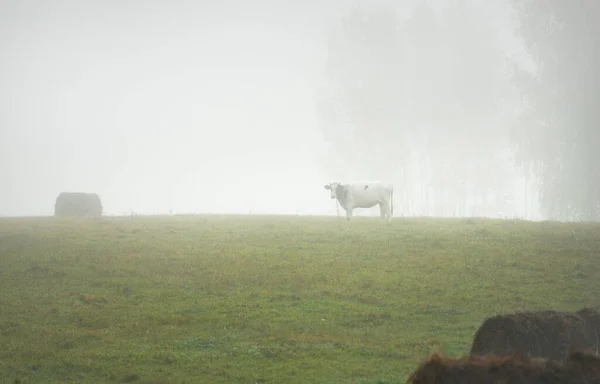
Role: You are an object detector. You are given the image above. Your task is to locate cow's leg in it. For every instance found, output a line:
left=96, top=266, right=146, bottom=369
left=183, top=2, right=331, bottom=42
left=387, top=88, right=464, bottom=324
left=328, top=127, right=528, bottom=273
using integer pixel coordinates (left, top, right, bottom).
left=386, top=202, right=393, bottom=222
left=381, top=202, right=392, bottom=222
left=346, top=208, right=353, bottom=221
left=379, top=203, right=386, bottom=221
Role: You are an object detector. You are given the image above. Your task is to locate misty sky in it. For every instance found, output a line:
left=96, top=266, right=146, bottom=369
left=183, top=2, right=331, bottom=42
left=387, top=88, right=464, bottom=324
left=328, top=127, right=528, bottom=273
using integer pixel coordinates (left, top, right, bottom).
left=1, top=0, right=526, bottom=217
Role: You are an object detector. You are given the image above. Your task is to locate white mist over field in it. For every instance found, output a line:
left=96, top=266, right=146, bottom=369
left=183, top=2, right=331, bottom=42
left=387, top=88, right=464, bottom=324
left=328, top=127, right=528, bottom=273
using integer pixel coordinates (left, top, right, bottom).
left=1, top=0, right=540, bottom=218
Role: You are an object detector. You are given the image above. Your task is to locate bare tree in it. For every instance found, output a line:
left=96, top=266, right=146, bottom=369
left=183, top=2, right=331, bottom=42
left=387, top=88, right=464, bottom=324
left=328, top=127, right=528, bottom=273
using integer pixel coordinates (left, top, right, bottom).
left=511, top=0, right=600, bottom=221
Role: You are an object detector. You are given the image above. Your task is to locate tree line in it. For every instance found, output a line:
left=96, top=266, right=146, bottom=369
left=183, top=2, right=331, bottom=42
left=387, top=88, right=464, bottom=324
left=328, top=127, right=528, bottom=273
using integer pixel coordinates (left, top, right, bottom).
left=318, top=0, right=598, bottom=221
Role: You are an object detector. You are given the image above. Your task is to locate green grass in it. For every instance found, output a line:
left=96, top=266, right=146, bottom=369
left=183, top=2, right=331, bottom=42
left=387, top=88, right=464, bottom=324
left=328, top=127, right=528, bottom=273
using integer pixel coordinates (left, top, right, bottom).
left=1, top=215, right=600, bottom=383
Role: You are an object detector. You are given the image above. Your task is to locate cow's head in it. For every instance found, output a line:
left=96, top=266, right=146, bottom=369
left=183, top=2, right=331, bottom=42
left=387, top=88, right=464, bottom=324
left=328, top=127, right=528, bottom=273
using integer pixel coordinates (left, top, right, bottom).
left=325, top=181, right=341, bottom=199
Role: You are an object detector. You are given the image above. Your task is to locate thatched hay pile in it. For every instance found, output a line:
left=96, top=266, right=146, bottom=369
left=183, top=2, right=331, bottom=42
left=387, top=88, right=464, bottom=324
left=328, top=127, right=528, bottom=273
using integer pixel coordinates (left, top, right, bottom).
left=54, top=192, right=103, bottom=217
left=470, top=308, right=600, bottom=360
left=407, top=351, right=600, bottom=384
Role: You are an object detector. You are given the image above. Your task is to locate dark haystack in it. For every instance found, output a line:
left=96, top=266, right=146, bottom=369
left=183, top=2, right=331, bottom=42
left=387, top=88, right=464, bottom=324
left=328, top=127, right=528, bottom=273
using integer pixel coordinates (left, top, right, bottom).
left=54, top=192, right=103, bottom=217
left=407, top=351, right=600, bottom=384
left=470, top=308, right=600, bottom=360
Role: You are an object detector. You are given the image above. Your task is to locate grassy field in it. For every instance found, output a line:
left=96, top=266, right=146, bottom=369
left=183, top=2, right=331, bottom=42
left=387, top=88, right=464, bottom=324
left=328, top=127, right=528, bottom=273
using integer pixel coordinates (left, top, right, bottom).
left=1, top=215, right=600, bottom=383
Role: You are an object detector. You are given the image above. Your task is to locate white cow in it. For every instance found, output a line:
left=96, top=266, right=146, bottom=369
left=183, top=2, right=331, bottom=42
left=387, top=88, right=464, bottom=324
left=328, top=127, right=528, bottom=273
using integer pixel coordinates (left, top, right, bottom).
left=324, top=181, right=394, bottom=222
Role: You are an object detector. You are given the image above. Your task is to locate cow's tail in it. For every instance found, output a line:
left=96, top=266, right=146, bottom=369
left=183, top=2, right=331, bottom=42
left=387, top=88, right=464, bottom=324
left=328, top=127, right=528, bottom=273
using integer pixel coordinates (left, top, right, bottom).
left=390, top=185, right=394, bottom=217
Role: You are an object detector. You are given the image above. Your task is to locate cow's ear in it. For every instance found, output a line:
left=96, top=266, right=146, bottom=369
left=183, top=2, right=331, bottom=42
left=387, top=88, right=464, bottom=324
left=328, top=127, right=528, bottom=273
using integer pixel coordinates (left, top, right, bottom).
left=324, top=185, right=331, bottom=190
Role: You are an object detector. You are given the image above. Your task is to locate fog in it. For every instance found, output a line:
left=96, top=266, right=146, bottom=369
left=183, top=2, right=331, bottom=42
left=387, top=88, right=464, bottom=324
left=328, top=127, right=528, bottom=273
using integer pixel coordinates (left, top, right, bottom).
left=0, top=0, right=568, bottom=219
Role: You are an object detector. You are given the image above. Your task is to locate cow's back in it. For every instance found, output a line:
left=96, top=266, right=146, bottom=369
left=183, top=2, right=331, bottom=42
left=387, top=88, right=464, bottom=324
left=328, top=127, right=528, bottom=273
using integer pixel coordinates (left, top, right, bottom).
left=346, top=182, right=390, bottom=208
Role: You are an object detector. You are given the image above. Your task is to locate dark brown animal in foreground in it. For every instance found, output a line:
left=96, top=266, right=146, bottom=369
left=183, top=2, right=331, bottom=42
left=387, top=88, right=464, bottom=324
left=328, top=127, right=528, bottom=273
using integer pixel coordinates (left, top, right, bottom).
left=470, top=308, right=600, bottom=360
left=407, top=350, right=600, bottom=384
